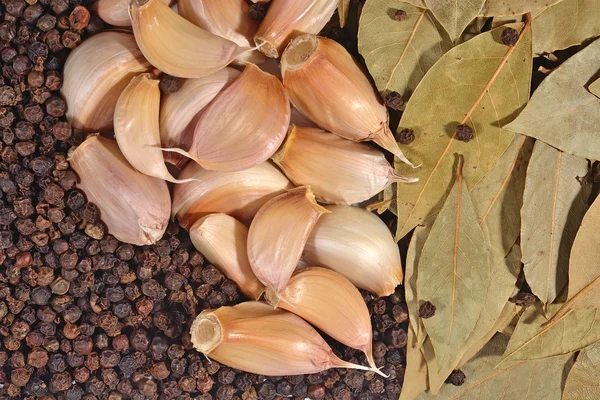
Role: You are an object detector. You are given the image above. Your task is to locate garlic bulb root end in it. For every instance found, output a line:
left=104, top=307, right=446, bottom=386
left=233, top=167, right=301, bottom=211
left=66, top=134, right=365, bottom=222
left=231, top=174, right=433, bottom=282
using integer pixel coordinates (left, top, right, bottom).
left=190, top=313, right=223, bottom=354
left=281, top=35, right=319, bottom=75
left=254, top=36, right=279, bottom=58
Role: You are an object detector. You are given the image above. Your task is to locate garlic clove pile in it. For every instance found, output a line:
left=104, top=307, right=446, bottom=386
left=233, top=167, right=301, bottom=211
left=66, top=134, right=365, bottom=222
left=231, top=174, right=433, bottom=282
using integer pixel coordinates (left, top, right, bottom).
left=190, top=214, right=265, bottom=300
left=69, top=136, right=171, bottom=246
left=254, top=0, right=338, bottom=58
left=273, top=125, right=416, bottom=204
left=303, top=205, right=404, bottom=297
left=172, top=161, right=293, bottom=229
left=178, top=0, right=266, bottom=64
left=190, top=302, right=375, bottom=376
left=130, top=0, right=250, bottom=78
left=62, top=31, right=151, bottom=133
left=247, top=186, right=329, bottom=293
left=281, top=34, right=415, bottom=167
left=265, top=267, right=383, bottom=376
left=164, top=63, right=290, bottom=172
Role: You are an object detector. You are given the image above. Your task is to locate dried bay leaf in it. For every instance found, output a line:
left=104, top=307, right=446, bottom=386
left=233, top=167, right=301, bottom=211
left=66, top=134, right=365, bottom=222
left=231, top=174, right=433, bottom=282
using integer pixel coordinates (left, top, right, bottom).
left=358, top=1, right=452, bottom=100
left=395, top=22, right=532, bottom=240
left=589, top=77, right=600, bottom=98
left=400, top=327, right=429, bottom=400
left=338, top=0, right=350, bottom=27
left=424, top=0, right=485, bottom=42
left=416, top=158, right=488, bottom=372
left=532, top=0, right=600, bottom=55
left=416, top=334, right=572, bottom=400
left=521, top=141, right=590, bottom=305
left=563, top=342, right=600, bottom=400
left=504, top=38, right=600, bottom=159
left=480, top=0, right=564, bottom=16
left=403, top=0, right=427, bottom=6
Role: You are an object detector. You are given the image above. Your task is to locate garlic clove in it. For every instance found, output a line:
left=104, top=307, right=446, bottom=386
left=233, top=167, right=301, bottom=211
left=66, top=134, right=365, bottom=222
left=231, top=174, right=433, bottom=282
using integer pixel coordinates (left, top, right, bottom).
left=303, top=205, right=403, bottom=297
left=114, top=73, right=195, bottom=183
left=69, top=136, right=171, bottom=246
left=190, top=301, right=375, bottom=376
left=62, top=31, right=151, bottom=133
left=281, top=34, right=415, bottom=167
left=254, top=0, right=338, bottom=58
left=272, top=125, right=416, bottom=205
left=178, top=0, right=266, bottom=65
left=164, top=63, right=290, bottom=172
left=172, top=161, right=293, bottom=229
left=92, top=0, right=170, bottom=27
left=190, top=214, right=264, bottom=300
left=160, top=68, right=241, bottom=170
left=265, top=267, right=383, bottom=376
left=247, top=186, right=329, bottom=293
left=130, top=0, right=251, bottom=78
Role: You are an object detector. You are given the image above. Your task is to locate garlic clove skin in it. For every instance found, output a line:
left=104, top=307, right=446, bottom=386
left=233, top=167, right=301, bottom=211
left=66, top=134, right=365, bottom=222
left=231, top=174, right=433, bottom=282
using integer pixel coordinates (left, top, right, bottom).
left=247, top=186, right=329, bottom=293
left=190, top=301, right=374, bottom=376
left=165, top=63, right=290, bottom=172
left=130, top=0, right=250, bottom=78
left=190, top=214, right=264, bottom=300
left=303, top=205, right=403, bottom=297
left=172, top=161, right=293, bottom=229
left=281, top=34, right=415, bottom=167
left=272, top=125, right=416, bottom=205
left=92, top=0, right=170, bottom=27
left=160, top=68, right=240, bottom=170
left=178, top=0, right=266, bottom=65
left=62, top=31, right=151, bottom=133
left=253, top=0, right=338, bottom=58
left=265, top=267, right=383, bottom=376
left=69, top=136, right=171, bottom=246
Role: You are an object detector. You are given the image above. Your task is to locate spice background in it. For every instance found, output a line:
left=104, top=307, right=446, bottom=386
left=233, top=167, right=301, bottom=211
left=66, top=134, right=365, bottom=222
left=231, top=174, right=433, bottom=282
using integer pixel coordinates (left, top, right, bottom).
left=0, top=1, right=412, bottom=399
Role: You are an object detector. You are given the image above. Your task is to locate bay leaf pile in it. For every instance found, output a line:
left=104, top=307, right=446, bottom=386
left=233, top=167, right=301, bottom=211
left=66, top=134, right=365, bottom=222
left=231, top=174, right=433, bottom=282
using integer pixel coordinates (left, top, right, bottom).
left=62, top=0, right=600, bottom=398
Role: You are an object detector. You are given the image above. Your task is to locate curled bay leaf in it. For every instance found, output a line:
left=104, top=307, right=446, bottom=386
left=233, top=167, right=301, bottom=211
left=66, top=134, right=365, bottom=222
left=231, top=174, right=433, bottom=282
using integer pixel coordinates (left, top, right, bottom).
left=358, top=1, right=452, bottom=100
left=563, top=341, right=600, bottom=400
left=395, top=22, right=532, bottom=240
left=480, top=0, right=563, bottom=16
left=504, top=37, right=600, bottom=159
left=521, top=141, right=590, bottom=305
left=424, top=0, right=485, bottom=42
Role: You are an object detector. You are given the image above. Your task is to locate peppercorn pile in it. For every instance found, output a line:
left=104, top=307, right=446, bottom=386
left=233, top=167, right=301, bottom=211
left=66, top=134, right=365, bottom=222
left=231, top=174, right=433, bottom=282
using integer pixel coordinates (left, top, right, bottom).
left=0, top=0, right=411, bottom=398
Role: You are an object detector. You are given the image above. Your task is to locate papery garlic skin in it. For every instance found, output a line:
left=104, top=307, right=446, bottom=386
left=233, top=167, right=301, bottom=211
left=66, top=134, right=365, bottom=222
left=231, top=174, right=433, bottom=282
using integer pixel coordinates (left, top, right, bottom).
left=92, top=0, right=170, bottom=26
left=190, top=302, right=372, bottom=375
left=247, top=186, right=329, bottom=293
left=165, top=64, right=290, bottom=171
left=172, top=161, right=293, bottom=229
left=190, top=214, right=264, bottom=300
left=178, top=0, right=265, bottom=64
left=160, top=68, right=240, bottom=170
left=265, top=267, right=382, bottom=375
left=281, top=34, right=414, bottom=167
left=273, top=126, right=415, bottom=205
left=130, top=0, right=249, bottom=78
left=254, top=0, right=338, bottom=58
left=69, top=136, right=170, bottom=246
left=303, top=205, right=403, bottom=297
left=62, top=31, right=151, bottom=132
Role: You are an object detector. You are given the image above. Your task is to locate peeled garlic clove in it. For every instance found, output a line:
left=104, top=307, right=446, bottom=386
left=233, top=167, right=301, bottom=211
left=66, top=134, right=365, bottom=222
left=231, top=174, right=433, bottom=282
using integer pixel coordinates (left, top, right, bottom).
left=160, top=68, right=240, bottom=170
left=254, top=0, right=338, bottom=58
left=69, top=136, right=170, bottom=246
left=92, top=0, right=170, bottom=27
left=248, top=186, right=329, bottom=293
left=165, top=63, right=290, bottom=171
left=281, top=34, right=414, bottom=167
left=273, top=126, right=416, bottom=205
left=178, top=0, right=265, bottom=64
left=190, top=214, right=264, bottom=300
left=303, top=205, right=403, bottom=297
left=172, top=161, right=293, bottom=229
left=191, top=301, right=374, bottom=375
left=130, top=0, right=250, bottom=78
left=62, top=31, right=151, bottom=132
left=265, top=267, right=382, bottom=375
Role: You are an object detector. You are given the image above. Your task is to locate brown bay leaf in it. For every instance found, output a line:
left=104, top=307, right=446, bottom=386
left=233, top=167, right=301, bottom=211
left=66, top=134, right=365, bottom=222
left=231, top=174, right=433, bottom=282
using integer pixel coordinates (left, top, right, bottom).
left=416, top=334, right=572, bottom=400
left=504, top=38, right=600, bottom=159
left=563, top=342, right=600, bottom=400
left=521, top=141, right=590, bottom=305
left=357, top=1, right=452, bottom=101
left=424, top=0, right=485, bottom=42
left=532, top=0, right=600, bottom=55
left=480, top=0, right=563, bottom=16
left=394, top=22, right=532, bottom=240
left=416, top=158, right=489, bottom=373
left=338, top=0, right=350, bottom=27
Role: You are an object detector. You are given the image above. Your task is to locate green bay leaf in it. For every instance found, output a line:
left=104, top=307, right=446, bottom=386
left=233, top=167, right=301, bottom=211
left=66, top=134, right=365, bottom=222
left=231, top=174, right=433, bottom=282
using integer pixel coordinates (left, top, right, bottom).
left=480, top=0, right=564, bottom=16
left=395, top=22, right=532, bottom=240
left=424, top=0, right=485, bottom=42
left=563, top=341, right=600, bottom=400
left=521, top=141, right=590, bottom=305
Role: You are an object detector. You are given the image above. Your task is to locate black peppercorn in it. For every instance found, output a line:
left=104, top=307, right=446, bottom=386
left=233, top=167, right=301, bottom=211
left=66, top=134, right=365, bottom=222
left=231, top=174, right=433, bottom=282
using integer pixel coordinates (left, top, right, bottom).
left=501, top=27, right=519, bottom=46
left=418, top=301, right=436, bottom=318
left=447, top=369, right=466, bottom=386
left=394, top=9, right=407, bottom=21
left=398, top=128, right=415, bottom=144
left=384, top=91, right=404, bottom=110
left=455, top=124, right=474, bottom=142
